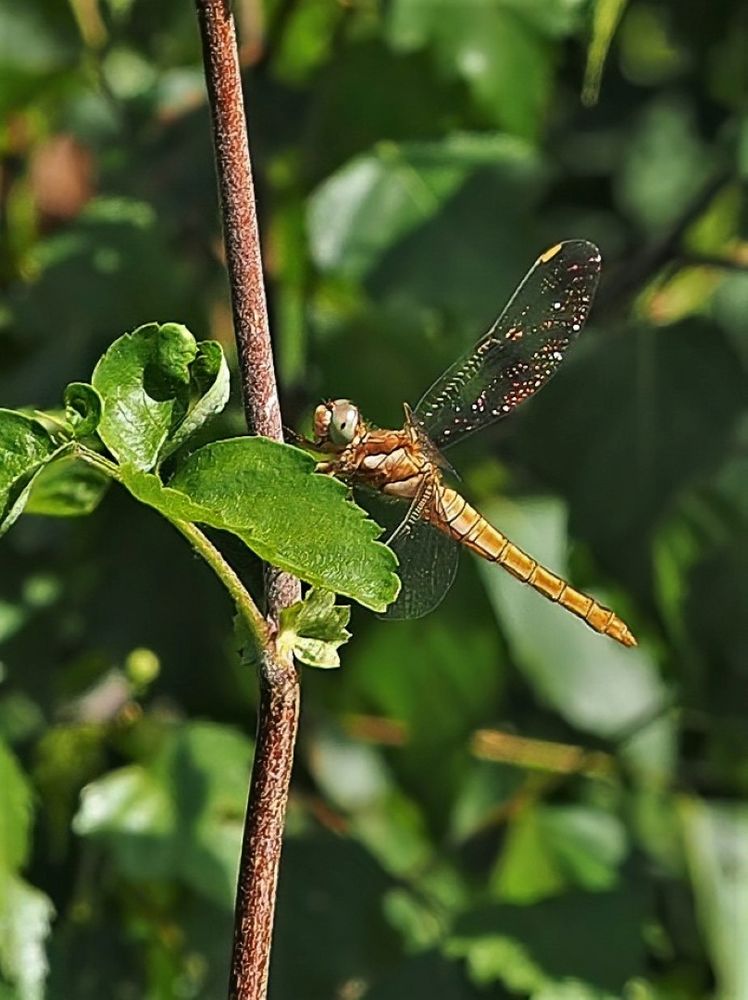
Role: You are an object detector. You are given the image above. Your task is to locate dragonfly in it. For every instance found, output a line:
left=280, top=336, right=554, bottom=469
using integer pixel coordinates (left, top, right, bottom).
left=310, top=240, right=636, bottom=648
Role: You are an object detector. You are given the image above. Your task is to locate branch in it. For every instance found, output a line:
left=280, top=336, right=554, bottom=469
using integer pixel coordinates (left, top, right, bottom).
left=195, top=3, right=301, bottom=999
left=676, top=251, right=748, bottom=273
left=596, top=168, right=733, bottom=316
left=171, top=519, right=271, bottom=647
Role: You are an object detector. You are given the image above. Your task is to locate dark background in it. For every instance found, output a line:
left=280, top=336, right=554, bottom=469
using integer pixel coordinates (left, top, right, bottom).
left=1, top=1, right=747, bottom=997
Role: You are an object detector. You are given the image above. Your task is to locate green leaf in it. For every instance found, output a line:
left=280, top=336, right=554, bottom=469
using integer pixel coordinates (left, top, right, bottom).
left=279, top=588, right=351, bottom=669
left=74, top=722, right=252, bottom=907
left=116, top=467, right=207, bottom=523
left=308, top=133, right=541, bottom=280
left=616, top=97, right=714, bottom=234
left=0, top=738, right=33, bottom=872
left=271, top=0, right=343, bottom=84
left=63, top=382, right=103, bottom=438
left=159, top=339, right=230, bottom=460
left=24, top=456, right=110, bottom=517
left=91, top=322, right=196, bottom=471
left=91, top=324, right=231, bottom=471
left=582, top=0, right=629, bottom=106
left=74, top=765, right=171, bottom=845
left=385, top=3, right=554, bottom=138
left=491, top=805, right=628, bottom=904
left=0, top=872, right=54, bottom=1000
left=0, top=410, right=58, bottom=536
left=448, top=887, right=646, bottom=994
left=131, top=437, right=399, bottom=613
left=680, top=799, right=748, bottom=1000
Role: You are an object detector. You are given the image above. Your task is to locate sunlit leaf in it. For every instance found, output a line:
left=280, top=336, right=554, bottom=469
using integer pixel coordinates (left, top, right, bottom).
left=63, top=382, right=102, bottom=438
left=271, top=0, right=342, bottom=84
left=91, top=322, right=195, bottom=470
left=0, top=738, right=33, bottom=872
left=159, top=339, right=230, bottom=459
left=308, top=133, right=540, bottom=279
left=308, top=729, right=437, bottom=880
left=90, top=324, right=230, bottom=472
left=448, top=886, right=646, bottom=993
left=680, top=799, right=748, bottom=999
left=582, top=0, right=629, bottom=106
left=0, top=872, right=54, bottom=1000
left=492, top=805, right=628, bottom=903
left=386, top=2, right=555, bottom=138
left=24, top=455, right=110, bottom=517
left=278, top=588, right=351, bottom=669
left=74, top=722, right=252, bottom=908
left=0, top=409, right=59, bottom=536
left=155, top=437, right=399, bottom=613
left=617, top=2, right=689, bottom=87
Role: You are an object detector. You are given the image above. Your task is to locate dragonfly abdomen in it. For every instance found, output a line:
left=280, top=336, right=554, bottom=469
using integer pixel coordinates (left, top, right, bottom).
left=431, top=486, right=636, bottom=648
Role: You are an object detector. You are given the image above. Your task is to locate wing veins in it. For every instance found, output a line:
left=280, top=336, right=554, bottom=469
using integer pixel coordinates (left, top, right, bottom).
left=415, top=240, right=602, bottom=450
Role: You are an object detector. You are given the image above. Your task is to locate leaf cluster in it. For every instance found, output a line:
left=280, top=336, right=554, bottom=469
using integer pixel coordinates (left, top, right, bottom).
left=1, top=0, right=748, bottom=998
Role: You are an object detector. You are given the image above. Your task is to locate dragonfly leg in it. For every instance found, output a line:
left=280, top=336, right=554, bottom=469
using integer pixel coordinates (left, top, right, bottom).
left=385, top=477, right=433, bottom=546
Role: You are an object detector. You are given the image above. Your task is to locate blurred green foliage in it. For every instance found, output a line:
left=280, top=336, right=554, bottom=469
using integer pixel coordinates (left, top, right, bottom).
left=1, top=0, right=747, bottom=998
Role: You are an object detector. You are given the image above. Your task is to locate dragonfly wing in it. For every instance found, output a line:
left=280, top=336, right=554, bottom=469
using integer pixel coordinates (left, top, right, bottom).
left=383, top=512, right=459, bottom=620
left=355, top=485, right=459, bottom=620
left=415, top=240, right=602, bottom=451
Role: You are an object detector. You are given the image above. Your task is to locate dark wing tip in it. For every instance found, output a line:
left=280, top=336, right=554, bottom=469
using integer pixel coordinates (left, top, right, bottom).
left=540, top=239, right=602, bottom=269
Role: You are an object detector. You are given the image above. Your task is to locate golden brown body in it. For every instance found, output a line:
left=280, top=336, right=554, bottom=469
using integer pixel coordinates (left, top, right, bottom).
left=315, top=403, right=636, bottom=648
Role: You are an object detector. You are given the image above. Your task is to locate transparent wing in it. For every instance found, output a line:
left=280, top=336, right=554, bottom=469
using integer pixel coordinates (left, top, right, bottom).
left=415, top=240, right=602, bottom=451
left=355, top=486, right=459, bottom=620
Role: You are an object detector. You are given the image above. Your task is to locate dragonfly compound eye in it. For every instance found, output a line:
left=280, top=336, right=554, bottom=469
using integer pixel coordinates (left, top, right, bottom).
left=329, top=400, right=359, bottom=446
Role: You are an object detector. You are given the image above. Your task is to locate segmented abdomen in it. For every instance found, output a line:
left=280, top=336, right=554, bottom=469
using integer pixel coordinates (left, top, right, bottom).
left=428, top=486, right=636, bottom=647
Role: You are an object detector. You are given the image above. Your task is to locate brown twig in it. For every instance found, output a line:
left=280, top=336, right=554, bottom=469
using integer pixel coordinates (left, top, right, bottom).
left=195, top=3, right=301, bottom=999
left=676, top=251, right=748, bottom=273
left=596, top=168, right=733, bottom=316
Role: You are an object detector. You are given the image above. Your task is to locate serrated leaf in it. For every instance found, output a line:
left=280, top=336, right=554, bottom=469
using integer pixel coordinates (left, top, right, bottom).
left=24, top=455, right=110, bottom=517
left=91, top=322, right=196, bottom=471
left=308, top=133, right=541, bottom=279
left=125, top=437, right=398, bottom=613
left=91, top=324, right=230, bottom=471
left=0, top=738, right=33, bottom=872
left=159, top=339, right=230, bottom=460
left=63, top=382, right=103, bottom=438
left=0, top=871, right=54, bottom=1000
left=279, top=588, right=351, bottom=669
left=0, top=410, right=59, bottom=536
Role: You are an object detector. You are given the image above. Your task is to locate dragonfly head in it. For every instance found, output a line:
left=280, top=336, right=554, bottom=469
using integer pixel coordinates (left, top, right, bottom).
left=314, top=399, right=360, bottom=448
